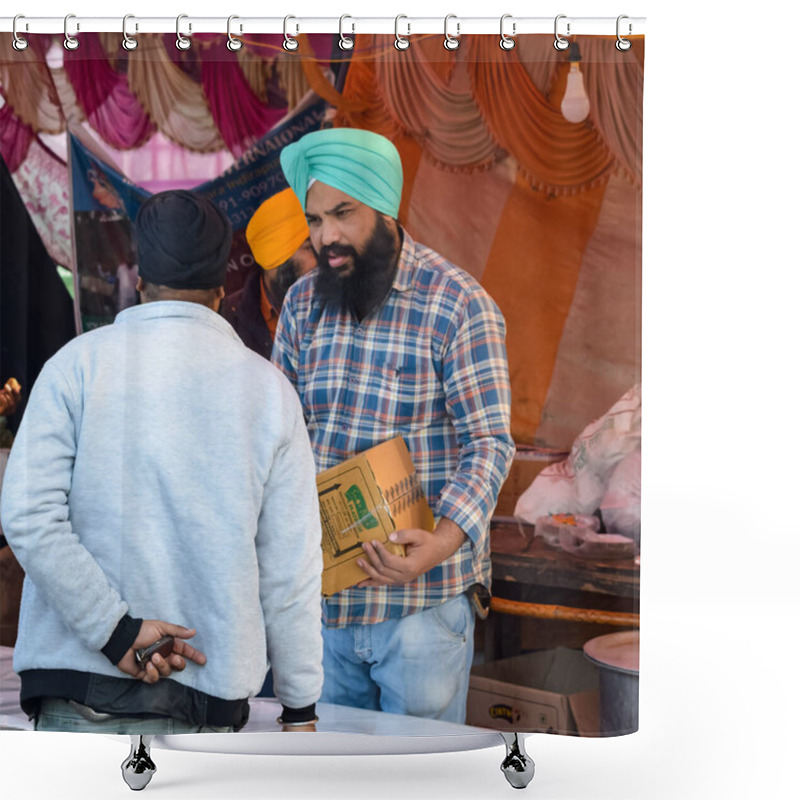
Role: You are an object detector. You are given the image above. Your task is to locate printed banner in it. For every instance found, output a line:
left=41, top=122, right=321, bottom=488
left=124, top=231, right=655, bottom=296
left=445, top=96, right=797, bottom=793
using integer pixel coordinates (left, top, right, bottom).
left=69, top=99, right=328, bottom=331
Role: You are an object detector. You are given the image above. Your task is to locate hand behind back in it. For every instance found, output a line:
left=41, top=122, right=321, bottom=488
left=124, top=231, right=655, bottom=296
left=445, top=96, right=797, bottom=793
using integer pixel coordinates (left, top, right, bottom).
left=117, top=620, right=207, bottom=684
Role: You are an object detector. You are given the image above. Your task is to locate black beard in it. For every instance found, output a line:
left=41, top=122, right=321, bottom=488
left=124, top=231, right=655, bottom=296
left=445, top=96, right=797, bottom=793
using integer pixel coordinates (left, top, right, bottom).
left=314, top=216, right=399, bottom=319
left=268, top=258, right=301, bottom=307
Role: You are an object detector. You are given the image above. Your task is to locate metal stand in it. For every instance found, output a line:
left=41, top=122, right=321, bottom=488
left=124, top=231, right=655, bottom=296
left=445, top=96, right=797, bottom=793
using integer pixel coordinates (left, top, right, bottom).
left=500, top=733, right=535, bottom=789
left=115, top=731, right=535, bottom=792
left=121, top=735, right=157, bottom=791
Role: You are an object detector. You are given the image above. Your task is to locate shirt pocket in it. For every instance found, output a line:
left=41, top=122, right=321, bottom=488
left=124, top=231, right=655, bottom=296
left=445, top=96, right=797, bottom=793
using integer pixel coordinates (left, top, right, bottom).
left=378, top=352, right=442, bottom=430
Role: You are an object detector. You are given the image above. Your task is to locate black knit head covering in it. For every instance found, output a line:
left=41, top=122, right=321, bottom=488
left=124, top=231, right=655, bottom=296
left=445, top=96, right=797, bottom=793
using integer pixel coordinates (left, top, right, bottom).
left=134, top=190, right=232, bottom=290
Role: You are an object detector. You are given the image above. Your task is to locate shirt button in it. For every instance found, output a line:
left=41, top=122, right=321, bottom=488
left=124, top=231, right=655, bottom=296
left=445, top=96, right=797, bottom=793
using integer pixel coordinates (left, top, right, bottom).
left=341, top=422, right=349, bottom=430
left=355, top=327, right=363, bottom=336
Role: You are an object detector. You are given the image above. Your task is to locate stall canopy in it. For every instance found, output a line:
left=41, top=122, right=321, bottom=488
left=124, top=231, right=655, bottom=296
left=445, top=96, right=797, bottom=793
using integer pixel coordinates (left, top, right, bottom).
left=0, top=32, right=642, bottom=451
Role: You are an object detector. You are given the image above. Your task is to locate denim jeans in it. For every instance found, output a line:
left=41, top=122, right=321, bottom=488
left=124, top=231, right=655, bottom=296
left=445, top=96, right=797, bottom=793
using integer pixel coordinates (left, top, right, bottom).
left=35, top=697, right=233, bottom=734
left=320, top=593, right=475, bottom=723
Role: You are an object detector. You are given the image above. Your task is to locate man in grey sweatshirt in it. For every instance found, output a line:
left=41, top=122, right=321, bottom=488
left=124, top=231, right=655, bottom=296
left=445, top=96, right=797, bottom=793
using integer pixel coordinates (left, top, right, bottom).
left=0, top=190, right=323, bottom=733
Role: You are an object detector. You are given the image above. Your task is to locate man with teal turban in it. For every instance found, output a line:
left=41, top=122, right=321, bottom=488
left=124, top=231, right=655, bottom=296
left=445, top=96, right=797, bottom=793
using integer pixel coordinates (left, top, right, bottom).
left=273, top=128, right=514, bottom=724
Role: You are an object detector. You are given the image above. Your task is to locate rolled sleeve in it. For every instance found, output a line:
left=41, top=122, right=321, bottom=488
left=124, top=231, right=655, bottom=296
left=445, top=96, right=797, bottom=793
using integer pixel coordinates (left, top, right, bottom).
left=436, top=295, right=514, bottom=548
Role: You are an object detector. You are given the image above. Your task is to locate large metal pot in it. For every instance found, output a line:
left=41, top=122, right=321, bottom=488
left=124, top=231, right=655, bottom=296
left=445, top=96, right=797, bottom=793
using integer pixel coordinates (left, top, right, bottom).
left=583, top=630, right=639, bottom=735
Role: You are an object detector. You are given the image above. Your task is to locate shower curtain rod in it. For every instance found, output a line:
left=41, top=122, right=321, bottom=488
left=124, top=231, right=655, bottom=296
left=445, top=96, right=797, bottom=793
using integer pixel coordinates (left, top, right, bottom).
left=0, top=16, right=646, bottom=37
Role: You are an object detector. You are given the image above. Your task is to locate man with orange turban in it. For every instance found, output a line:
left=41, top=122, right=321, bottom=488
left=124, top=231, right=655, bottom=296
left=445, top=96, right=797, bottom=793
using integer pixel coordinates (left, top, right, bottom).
left=221, top=188, right=317, bottom=360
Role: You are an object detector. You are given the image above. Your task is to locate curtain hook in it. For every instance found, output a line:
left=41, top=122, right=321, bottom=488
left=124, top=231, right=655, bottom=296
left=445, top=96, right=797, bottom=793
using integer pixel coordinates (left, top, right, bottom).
left=500, top=14, right=516, bottom=50
left=64, top=13, right=80, bottom=51
left=283, top=15, right=299, bottom=51
left=12, top=14, right=28, bottom=51
left=616, top=15, right=632, bottom=51
left=339, top=15, right=355, bottom=51
left=227, top=15, right=243, bottom=51
left=394, top=15, right=410, bottom=51
left=122, top=14, right=138, bottom=51
left=176, top=14, right=191, bottom=51
left=554, top=14, right=570, bottom=51
left=443, top=14, right=460, bottom=51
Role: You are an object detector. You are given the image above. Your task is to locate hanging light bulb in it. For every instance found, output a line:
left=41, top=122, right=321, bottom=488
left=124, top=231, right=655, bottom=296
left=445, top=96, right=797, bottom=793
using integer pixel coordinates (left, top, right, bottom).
left=561, top=43, right=591, bottom=124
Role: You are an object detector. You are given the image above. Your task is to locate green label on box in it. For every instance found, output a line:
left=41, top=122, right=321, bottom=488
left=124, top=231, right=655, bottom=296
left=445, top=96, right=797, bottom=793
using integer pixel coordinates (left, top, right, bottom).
left=345, top=485, right=379, bottom=530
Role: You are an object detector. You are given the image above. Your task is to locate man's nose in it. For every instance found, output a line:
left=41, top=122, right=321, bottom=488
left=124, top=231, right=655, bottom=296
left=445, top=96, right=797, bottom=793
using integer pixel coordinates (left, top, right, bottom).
left=319, top=217, right=341, bottom=247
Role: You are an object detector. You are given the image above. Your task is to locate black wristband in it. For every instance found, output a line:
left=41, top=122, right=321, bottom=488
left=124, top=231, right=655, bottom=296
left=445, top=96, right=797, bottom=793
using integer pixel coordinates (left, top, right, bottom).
left=279, top=703, right=317, bottom=724
left=101, top=614, right=143, bottom=665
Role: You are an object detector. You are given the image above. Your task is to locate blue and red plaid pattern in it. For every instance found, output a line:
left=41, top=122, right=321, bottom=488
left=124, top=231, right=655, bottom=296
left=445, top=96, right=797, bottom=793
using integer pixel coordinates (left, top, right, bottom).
left=272, top=230, right=514, bottom=627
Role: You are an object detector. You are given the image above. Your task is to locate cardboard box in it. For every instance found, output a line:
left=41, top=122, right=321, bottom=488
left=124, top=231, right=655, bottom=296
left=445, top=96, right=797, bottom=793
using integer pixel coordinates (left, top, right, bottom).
left=317, top=437, right=434, bottom=596
left=467, top=648, right=600, bottom=735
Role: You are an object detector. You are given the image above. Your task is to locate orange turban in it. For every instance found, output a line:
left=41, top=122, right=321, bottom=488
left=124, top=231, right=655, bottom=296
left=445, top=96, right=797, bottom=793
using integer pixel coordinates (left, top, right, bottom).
left=245, top=188, right=310, bottom=271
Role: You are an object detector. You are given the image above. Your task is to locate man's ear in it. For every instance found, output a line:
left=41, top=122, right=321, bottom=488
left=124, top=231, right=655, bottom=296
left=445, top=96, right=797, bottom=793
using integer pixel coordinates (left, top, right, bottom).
left=136, top=277, right=146, bottom=292
left=215, top=285, right=225, bottom=301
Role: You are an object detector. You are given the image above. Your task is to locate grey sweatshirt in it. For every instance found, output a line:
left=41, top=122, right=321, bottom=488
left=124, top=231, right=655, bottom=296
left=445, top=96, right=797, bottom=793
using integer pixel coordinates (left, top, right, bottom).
left=1, top=301, right=323, bottom=710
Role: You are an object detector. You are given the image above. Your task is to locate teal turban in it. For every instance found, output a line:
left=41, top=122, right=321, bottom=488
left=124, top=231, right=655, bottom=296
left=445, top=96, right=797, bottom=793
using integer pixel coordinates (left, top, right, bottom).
left=280, top=128, right=403, bottom=218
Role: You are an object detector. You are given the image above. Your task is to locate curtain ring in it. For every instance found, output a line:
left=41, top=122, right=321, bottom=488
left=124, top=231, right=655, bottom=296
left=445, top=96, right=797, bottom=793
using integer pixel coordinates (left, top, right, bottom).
left=499, top=14, right=516, bottom=50
left=12, top=15, right=28, bottom=51
left=227, top=15, right=243, bottom=51
left=616, top=15, right=632, bottom=51
left=122, top=14, right=138, bottom=51
left=553, top=14, right=569, bottom=51
left=64, top=13, right=79, bottom=51
left=394, top=15, right=410, bottom=51
left=283, top=15, right=299, bottom=51
left=176, top=14, right=191, bottom=51
left=443, top=14, right=460, bottom=51
left=339, top=15, right=354, bottom=50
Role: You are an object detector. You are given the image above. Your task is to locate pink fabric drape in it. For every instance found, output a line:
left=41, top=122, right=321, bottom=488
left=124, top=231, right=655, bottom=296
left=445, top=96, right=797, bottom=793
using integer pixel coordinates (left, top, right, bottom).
left=0, top=104, right=34, bottom=173
left=62, top=34, right=155, bottom=150
left=195, top=36, right=287, bottom=158
left=127, top=35, right=226, bottom=153
left=9, top=136, right=72, bottom=268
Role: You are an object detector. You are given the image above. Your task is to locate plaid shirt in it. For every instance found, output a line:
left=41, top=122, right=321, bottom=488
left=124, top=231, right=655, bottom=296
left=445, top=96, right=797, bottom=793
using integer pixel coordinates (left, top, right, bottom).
left=272, top=230, right=514, bottom=627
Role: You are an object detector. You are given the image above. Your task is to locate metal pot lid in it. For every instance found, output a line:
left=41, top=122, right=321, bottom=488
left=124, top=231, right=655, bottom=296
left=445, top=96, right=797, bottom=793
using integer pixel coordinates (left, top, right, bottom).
left=583, top=630, right=639, bottom=674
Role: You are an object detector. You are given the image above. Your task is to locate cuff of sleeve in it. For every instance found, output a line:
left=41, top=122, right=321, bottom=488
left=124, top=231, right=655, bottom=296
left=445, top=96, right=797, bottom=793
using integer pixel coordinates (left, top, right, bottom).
left=280, top=703, right=317, bottom=724
left=437, top=493, right=483, bottom=547
left=101, top=614, right=142, bottom=665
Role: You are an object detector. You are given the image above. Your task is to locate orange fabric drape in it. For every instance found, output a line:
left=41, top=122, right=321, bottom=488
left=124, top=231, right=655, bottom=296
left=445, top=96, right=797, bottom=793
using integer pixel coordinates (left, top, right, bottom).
left=535, top=173, right=641, bottom=448
left=468, top=37, right=615, bottom=194
left=375, top=44, right=499, bottom=170
left=295, top=36, right=370, bottom=117
left=404, top=154, right=516, bottom=282
left=580, top=37, right=644, bottom=187
left=336, top=35, right=499, bottom=171
left=480, top=172, right=608, bottom=440
left=514, top=35, right=560, bottom=96
left=329, top=46, right=403, bottom=140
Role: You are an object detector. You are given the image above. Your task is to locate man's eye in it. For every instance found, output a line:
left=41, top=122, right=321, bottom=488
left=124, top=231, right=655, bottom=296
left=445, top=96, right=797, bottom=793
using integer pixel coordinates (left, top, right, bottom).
left=336, top=209, right=351, bottom=218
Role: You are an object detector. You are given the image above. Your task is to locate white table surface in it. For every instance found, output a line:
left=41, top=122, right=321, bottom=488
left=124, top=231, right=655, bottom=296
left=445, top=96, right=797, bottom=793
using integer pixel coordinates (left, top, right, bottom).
left=1, top=645, right=503, bottom=754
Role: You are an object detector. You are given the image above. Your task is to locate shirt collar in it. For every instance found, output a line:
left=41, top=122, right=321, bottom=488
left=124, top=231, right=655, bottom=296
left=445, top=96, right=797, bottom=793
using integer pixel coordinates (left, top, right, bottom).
left=391, top=227, right=416, bottom=294
left=114, top=300, right=239, bottom=340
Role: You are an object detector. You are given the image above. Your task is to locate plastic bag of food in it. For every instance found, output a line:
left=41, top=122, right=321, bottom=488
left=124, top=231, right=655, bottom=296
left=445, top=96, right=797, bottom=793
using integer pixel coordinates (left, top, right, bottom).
left=534, top=512, right=601, bottom=547
left=514, top=384, right=641, bottom=523
left=599, top=449, right=641, bottom=542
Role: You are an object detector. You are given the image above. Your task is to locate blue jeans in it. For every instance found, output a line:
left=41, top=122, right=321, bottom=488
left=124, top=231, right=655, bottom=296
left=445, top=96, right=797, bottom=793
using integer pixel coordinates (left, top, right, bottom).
left=35, top=697, right=233, bottom=734
left=321, top=594, right=475, bottom=723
